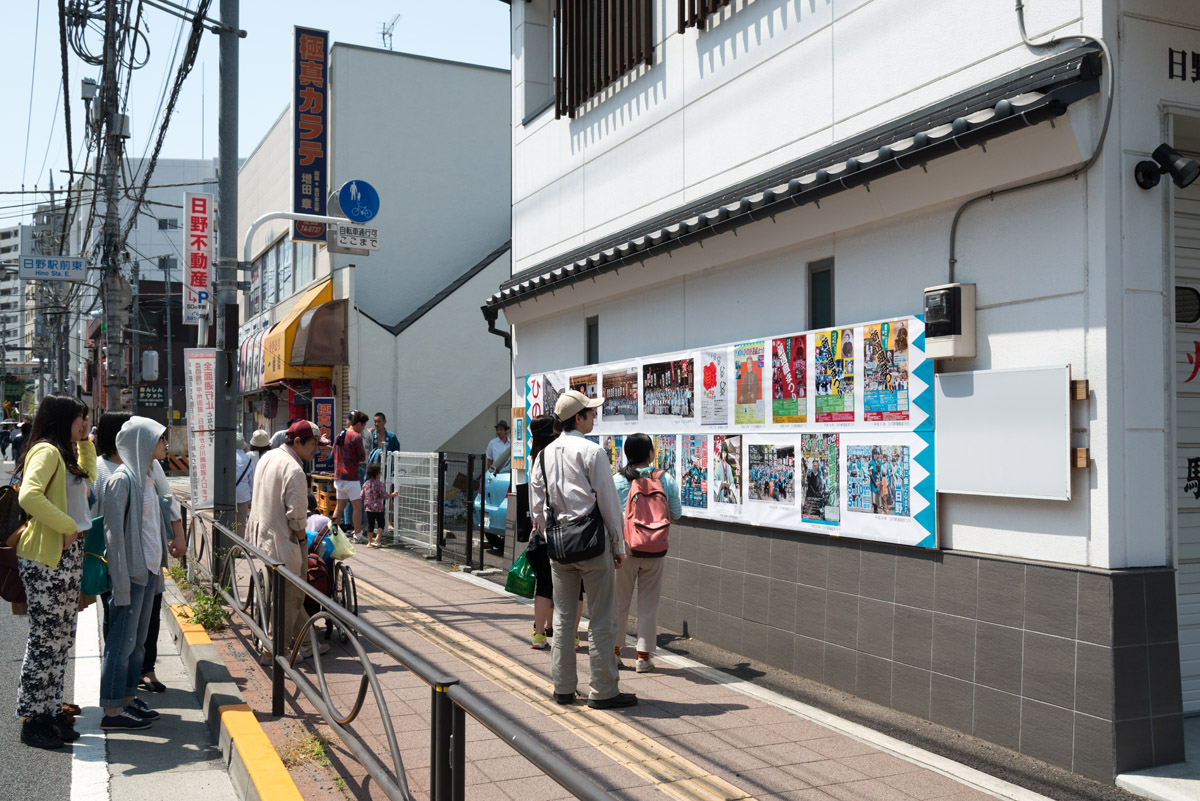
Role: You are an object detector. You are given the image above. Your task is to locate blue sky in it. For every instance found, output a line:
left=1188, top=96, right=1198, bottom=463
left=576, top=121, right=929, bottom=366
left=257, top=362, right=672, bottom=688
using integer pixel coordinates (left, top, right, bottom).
left=0, top=0, right=511, bottom=226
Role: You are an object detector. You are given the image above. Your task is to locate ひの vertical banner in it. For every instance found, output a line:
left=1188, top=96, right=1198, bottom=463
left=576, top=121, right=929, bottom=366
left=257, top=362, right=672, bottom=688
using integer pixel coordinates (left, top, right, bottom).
left=292, top=27, right=329, bottom=243
left=182, top=192, right=213, bottom=325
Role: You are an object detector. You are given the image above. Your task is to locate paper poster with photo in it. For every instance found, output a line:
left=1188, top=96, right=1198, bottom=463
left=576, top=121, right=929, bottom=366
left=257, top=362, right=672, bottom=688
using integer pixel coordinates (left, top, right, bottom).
left=681, top=434, right=709, bottom=509
left=841, top=431, right=934, bottom=548
left=846, top=444, right=910, bottom=517
left=734, top=342, right=765, bottom=424
left=800, top=433, right=840, bottom=525
left=700, top=349, right=730, bottom=426
left=654, top=434, right=679, bottom=483
left=569, top=372, right=599, bottom=399
left=814, top=328, right=855, bottom=423
left=771, top=335, right=807, bottom=424
left=748, top=443, right=796, bottom=505
left=711, top=434, right=744, bottom=506
left=601, top=367, right=639, bottom=423
left=643, top=359, right=695, bottom=421
left=863, top=320, right=910, bottom=422
left=601, top=435, right=626, bottom=475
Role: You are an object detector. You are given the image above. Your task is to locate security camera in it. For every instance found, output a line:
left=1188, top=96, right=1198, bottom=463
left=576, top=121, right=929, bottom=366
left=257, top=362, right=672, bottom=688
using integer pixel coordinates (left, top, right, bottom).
left=1135, top=143, right=1200, bottom=190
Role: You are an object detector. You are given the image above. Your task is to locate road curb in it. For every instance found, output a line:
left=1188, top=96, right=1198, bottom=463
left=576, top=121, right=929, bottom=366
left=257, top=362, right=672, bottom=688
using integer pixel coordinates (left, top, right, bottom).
left=162, top=577, right=303, bottom=801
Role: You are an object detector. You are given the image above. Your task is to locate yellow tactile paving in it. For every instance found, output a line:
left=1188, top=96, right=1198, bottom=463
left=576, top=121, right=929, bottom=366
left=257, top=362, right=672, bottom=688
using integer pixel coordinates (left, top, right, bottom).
left=356, top=581, right=758, bottom=801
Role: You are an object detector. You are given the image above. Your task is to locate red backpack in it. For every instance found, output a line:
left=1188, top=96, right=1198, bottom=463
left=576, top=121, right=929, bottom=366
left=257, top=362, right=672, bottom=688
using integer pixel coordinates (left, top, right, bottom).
left=623, top=469, right=671, bottom=555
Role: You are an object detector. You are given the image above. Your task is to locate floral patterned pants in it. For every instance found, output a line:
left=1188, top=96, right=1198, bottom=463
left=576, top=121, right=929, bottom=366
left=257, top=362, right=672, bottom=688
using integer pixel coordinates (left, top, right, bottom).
left=16, top=539, right=83, bottom=718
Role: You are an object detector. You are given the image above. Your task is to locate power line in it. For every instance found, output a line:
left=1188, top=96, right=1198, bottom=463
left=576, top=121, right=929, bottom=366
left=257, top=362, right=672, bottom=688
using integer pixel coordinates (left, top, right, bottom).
left=21, top=0, right=44, bottom=191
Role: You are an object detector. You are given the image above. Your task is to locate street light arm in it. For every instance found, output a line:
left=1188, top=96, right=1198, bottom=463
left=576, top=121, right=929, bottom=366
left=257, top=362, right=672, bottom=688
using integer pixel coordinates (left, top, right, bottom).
left=241, top=211, right=349, bottom=264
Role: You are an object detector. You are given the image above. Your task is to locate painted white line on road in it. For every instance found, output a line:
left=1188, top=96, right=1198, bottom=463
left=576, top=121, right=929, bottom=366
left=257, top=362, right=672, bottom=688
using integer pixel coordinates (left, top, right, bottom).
left=450, top=568, right=1053, bottom=801
left=70, top=602, right=109, bottom=801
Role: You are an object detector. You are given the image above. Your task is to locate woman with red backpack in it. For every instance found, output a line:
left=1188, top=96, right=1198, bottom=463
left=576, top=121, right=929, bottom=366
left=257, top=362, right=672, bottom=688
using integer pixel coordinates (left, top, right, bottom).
left=612, top=433, right=681, bottom=673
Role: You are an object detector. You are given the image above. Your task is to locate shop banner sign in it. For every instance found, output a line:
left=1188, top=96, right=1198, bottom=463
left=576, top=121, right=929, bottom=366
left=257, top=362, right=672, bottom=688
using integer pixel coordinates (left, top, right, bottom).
left=313, top=396, right=336, bottom=472
left=137, top=384, right=165, bottom=407
left=185, top=349, right=217, bottom=509
left=292, top=27, right=328, bottom=243
left=183, top=192, right=213, bottom=325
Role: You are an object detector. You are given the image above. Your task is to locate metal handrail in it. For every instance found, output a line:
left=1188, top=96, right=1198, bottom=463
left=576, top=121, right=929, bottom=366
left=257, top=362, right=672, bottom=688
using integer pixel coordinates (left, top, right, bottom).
left=177, top=499, right=609, bottom=801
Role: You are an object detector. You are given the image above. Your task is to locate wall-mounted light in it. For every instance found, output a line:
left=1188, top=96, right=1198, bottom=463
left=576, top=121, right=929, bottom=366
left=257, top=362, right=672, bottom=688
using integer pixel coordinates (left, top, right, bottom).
left=1135, top=143, right=1200, bottom=190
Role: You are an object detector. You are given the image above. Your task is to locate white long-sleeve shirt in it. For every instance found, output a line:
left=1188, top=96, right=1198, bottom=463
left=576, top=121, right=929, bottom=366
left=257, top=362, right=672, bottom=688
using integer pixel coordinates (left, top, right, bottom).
left=528, top=430, right=626, bottom=557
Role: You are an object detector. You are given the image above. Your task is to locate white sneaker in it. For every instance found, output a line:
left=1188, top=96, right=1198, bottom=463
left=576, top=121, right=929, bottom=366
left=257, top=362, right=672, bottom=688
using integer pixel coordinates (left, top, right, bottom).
left=635, top=656, right=655, bottom=673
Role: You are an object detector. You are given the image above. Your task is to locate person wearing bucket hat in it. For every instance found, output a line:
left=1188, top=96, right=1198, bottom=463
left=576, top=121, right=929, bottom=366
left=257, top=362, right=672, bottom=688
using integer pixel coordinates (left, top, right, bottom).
left=235, top=430, right=271, bottom=537
left=529, top=390, right=636, bottom=710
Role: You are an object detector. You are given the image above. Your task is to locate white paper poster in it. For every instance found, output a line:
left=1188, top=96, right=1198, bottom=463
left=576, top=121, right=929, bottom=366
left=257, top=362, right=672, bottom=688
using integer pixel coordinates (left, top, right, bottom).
left=184, top=348, right=217, bottom=509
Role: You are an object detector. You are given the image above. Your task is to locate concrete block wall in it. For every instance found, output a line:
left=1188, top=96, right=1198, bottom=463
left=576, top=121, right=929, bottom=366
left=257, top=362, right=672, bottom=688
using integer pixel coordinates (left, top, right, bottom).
left=656, top=521, right=1185, bottom=781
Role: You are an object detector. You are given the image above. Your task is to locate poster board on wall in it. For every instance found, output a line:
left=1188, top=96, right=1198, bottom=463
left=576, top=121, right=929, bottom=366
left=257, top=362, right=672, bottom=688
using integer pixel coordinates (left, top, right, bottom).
left=515, top=314, right=936, bottom=549
left=934, top=366, right=1070, bottom=501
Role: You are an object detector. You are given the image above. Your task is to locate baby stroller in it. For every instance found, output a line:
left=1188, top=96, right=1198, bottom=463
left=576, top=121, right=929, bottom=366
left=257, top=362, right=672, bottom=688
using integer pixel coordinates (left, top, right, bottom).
left=305, top=524, right=359, bottom=644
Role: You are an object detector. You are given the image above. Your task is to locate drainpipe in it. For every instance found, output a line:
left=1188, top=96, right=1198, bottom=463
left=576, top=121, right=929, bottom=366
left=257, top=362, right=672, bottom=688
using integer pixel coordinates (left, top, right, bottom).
left=481, top=305, right=511, bottom=350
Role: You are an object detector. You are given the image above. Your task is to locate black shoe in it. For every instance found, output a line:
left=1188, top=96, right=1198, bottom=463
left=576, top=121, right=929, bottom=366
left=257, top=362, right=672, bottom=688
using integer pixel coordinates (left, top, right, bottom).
left=552, top=692, right=576, bottom=705
left=52, top=712, right=81, bottom=742
left=126, top=697, right=160, bottom=720
left=21, top=714, right=65, bottom=750
left=588, top=692, right=638, bottom=710
left=138, top=678, right=167, bottom=693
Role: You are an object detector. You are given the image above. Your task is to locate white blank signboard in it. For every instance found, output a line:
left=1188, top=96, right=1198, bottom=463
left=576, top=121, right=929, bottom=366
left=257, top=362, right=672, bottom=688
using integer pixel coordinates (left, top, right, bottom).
left=935, top=366, right=1071, bottom=501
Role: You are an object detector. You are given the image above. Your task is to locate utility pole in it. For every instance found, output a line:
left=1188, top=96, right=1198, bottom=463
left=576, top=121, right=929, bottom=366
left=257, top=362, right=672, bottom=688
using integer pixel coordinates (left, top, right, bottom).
left=101, top=0, right=124, bottom=410
left=212, top=0, right=240, bottom=551
left=164, top=257, right=173, bottom=428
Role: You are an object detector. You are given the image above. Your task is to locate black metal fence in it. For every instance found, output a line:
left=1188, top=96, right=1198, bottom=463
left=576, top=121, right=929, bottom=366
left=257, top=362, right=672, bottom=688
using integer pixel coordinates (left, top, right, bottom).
left=434, top=451, right=512, bottom=573
left=180, top=501, right=608, bottom=801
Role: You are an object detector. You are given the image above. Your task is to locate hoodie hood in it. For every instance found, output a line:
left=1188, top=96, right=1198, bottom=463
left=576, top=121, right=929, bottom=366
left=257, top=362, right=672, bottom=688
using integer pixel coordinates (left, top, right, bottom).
left=115, top=415, right=165, bottom=480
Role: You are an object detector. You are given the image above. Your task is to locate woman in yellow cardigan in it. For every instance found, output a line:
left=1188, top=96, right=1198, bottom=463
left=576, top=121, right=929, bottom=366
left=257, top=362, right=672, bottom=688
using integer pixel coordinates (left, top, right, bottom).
left=15, top=394, right=95, bottom=750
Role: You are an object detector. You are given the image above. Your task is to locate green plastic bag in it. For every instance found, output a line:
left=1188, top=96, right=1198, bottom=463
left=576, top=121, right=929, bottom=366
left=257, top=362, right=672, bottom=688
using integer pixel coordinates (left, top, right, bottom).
left=505, top=548, right=536, bottom=599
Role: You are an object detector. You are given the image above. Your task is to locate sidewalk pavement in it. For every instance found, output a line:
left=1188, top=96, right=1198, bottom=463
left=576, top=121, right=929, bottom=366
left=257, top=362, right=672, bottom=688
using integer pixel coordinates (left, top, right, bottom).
left=197, top=543, right=1155, bottom=801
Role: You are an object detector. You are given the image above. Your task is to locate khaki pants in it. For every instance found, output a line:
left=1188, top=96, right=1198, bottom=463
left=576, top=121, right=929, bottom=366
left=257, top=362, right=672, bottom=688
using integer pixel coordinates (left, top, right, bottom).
left=614, top=555, right=666, bottom=655
left=235, top=502, right=250, bottom=539
left=550, top=544, right=620, bottom=700
left=264, top=540, right=309, bottom=653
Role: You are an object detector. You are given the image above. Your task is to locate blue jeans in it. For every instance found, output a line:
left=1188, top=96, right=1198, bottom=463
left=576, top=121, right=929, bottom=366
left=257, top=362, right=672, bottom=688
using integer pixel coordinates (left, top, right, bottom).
left=99, top=579, right=155, bottom=708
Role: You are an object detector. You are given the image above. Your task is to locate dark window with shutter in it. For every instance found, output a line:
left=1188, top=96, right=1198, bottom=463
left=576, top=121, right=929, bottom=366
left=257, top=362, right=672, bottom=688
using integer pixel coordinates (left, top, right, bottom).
left=1177, top=286, right=1200, bottom=324
left=678, top=0, right=734, bottom=32
left=555, top=0, right=654, bottom=119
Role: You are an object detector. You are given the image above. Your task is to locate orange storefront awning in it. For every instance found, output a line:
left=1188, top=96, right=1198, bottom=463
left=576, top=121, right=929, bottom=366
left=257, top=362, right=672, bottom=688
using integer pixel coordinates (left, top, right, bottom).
left=262, top=279, right=335, bottom=384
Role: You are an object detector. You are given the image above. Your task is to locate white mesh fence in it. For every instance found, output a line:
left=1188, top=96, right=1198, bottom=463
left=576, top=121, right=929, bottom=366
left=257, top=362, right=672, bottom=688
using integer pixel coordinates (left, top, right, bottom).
left=388, top=451, right=439, bottom=552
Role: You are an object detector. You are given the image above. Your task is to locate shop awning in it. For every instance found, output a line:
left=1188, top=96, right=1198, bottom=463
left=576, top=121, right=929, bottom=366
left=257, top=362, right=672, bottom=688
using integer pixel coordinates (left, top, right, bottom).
left=484, top=43, right=1102, bottom=311
left=291, top=299, right=348, bottom=366
left=262, top=279, right=335, bottom=384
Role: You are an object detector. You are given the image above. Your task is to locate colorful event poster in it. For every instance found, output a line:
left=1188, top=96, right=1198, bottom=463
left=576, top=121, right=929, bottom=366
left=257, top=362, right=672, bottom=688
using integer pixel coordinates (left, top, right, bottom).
left=815, top=328, right=855, bottom=423
left=734, top=341, right=765, bottom=424
left=602, top=435, right=626, bottom=475
left=771, top=335, right=807, bottom=424
left=542, top=373, right=564, bottom=423
left=602, top=368, right=639, bottom=421
left=748, top=444, right=796, bottom=504
left=700, top=350, right=729, bottom=426
left=681, top=435, right=708, bottom=509
left=510, top=406, right=525, bottom=471
left=569, top=372, right=598, bottom=398
left=643, top=359, right=694, bottom=420
left=847, top=445, right=910, bottom=517
left=800, top=433, right=840, bottom=524
left=863, top=321, right=910, bottom=422
left=654, top=434, right=678, bottom=481
left=711, top=434, right=743, bottom=505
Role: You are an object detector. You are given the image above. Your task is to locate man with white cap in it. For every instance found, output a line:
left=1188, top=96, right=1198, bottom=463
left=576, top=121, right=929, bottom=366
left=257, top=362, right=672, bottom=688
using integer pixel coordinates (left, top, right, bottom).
left=529, top=389, right=636, bottom=709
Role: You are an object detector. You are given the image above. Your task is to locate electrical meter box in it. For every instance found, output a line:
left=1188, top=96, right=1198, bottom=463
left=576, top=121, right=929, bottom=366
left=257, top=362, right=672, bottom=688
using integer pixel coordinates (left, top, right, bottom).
left=923, top=283, right=976, bottom=359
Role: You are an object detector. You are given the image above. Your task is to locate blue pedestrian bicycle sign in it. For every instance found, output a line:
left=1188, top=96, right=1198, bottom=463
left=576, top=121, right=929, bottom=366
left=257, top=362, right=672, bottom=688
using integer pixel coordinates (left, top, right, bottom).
left=339, top=179, right=380, bottom=223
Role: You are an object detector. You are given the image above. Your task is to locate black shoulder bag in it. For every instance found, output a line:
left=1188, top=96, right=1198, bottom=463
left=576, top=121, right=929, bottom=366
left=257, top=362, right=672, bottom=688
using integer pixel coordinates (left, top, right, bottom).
left=537, top=448, right=605, bottom=564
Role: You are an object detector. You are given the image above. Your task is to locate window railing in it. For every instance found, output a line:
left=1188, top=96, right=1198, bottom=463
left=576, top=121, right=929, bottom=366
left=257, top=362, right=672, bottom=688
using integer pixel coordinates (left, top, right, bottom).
left=677, top=0, right=733, bottom=32
left=555, top=0, right=654, bottom=119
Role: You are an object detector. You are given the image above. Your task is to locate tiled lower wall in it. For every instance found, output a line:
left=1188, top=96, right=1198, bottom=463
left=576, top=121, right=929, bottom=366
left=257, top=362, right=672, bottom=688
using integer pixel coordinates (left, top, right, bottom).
left=656, top=519, right=1185, bottom=782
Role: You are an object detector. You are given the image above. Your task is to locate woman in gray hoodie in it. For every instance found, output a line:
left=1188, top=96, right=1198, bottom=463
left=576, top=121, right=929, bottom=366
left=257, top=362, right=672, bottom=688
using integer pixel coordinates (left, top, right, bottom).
left=97, top=416, right=170, bottom=731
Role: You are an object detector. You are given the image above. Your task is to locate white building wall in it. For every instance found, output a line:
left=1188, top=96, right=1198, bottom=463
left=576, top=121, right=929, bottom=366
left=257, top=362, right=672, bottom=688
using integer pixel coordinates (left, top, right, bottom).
left=503, top=0, right=1200, bottom=571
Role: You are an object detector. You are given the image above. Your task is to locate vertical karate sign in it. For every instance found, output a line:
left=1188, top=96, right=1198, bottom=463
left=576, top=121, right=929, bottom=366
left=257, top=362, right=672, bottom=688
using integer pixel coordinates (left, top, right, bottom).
left=183, top=192, right=213, bottom=325
left=292, top=27, right=329, bottom=243
left=185, top=348, right=217, bottom=509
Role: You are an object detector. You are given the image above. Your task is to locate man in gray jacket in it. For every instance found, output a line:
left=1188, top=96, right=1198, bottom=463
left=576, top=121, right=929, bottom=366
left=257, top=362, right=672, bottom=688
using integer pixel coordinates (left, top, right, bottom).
left=529, top=390, right=636, bottom=709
